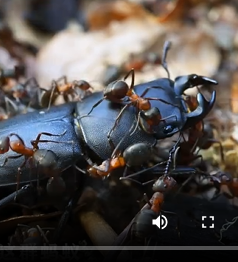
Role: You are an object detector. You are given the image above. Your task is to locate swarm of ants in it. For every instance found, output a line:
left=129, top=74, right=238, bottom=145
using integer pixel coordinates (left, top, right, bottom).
left=0, top=4, right=237, bottom=261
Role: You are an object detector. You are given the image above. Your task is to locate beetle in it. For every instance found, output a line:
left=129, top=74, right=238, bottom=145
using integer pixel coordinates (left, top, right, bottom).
left=0, top=70, right=217, bottom=188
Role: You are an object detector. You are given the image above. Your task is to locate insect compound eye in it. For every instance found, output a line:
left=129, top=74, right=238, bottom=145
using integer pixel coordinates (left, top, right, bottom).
left=163, top=125, right=174, bottom=134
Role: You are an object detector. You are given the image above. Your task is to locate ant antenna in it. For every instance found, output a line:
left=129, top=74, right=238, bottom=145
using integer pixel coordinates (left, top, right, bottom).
left=162, top=41, right=171, bottom=79
left=164, top=133, right=182, bottom=176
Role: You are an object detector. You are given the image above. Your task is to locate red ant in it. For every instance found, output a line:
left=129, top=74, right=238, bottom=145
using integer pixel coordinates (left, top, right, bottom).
left=80, top=41, right=176, bottom=146
left=122, top=51, right=162, bottom=73
left=85, top=119, right=169, bottom=178
left=9, top=224, right=54, bottom=246
left=81, top=68, right=178, bottom=147
left=86, top=141, right=160, bottom=178
left=211, top=171, right=238, bottom=200
left=114, top=175, right=179, bottom=245
left=40, top=76, right=93, bottom=110
left=0, top=130, right=73, bottom=192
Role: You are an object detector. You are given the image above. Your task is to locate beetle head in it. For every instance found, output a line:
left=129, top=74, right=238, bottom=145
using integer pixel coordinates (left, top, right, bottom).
left=174, top=74, right=218, bottom=96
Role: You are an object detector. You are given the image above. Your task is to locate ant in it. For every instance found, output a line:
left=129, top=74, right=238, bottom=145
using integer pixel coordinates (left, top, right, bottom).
left=210, top=171, right=238, bottom=201
left=122, top=51, right=162, bottom=73
left=40, top=76, right=93, bottom=110
left=102, top=43, right=170, bottom=86
left=87, top=141, right=164, bottom=178
left=113, top=175, right=178, bottom=246
left=0, top=130, right=73, bottom=193
left=80, top=41, right=177, bottom=147
left=118, top=134, right=182, bottom=186
left=85, top=119, right=170, bottom=178
left=9, top=224, right=54, bottom=246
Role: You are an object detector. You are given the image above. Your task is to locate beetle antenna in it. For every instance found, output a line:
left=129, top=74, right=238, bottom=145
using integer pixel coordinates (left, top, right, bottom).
left=162, top=41, right=171, bottom=79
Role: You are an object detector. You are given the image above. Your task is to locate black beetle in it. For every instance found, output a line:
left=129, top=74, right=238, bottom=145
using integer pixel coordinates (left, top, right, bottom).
left=0, top=74, right=217, bottom=187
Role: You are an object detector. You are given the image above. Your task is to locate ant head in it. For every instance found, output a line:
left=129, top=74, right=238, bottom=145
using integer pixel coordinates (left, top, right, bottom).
left=139, top=107, right=162, bottom=134
left=152, top=175, right=176, bottom=192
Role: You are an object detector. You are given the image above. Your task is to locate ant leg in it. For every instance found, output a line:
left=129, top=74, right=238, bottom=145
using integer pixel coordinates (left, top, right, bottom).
left=145, top=97, right=180, bottom=109
left=162, top=210, right=180, bottom=237
left=55, top=75, right=67, bottom=84
left=124, top=68, right=135, bottom=92
left=9, top=133, right=26, bottom=145
left=124, top=68, right=134, bottom=82
left=69, top=84, right=82, bottom=101
left=32, top=139, right=73, bottom=145
left=161, top=41, right=171, bottom=79
left=129, top=110, right=143, bottom=136
left=47, top=81, right=58, bottom=110
left=175, top=173, right=196, bottom=195
left=1, top=154, right=22, bottom=167
left=31, top=130, right=68, bottom=148
left=120, top=176, right=148, bottom=186
left=107, top=103, right=130, bottom=150
left=140, top=85, right=166, bottom=98
left=5, top=97, right=18, bottom=116
left=36, top=225, right=49, bottom=245
left=120, top=161, right=167, bottom=179
left=34, top=130, right=67, bottom=142
left=23, top=77, right=39, bottom=88
left=79, top=98, right=105, bottom=118
left=15, top=158, right=27, bottom=200
left=142, top=193, right=152, bottom=207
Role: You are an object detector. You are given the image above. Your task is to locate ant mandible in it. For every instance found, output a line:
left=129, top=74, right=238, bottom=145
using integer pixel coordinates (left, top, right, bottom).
left=0, top=130, right=72, bottom=192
